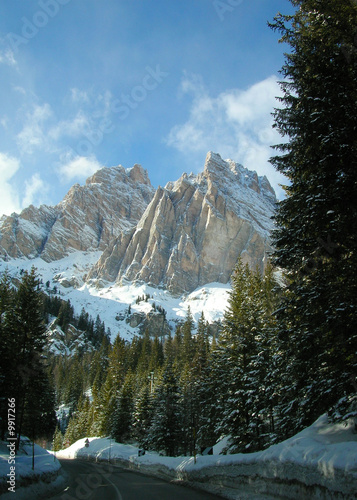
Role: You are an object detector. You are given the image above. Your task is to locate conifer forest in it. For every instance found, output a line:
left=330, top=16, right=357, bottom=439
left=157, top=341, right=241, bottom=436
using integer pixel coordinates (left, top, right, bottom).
left=0, top=0, right=356, bottom=459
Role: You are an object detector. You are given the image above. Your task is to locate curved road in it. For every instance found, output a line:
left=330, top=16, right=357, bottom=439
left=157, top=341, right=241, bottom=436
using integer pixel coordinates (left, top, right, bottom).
left=49, top=458, right=224, bottom=500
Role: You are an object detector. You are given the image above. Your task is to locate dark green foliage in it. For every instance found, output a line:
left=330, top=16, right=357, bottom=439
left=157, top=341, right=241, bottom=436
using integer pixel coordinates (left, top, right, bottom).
left=111, top=372, right=135, bottom=443
left=53, top=426, right=64, bottom=451
left=46, top=263, right=284, bottom=455
left=148, top=361, right=183, bottom=456
left=0, top=271, right=17, bottom=439
left=269, top=0, right=357, bottom=434
left=43, top=297, right=108, bottom=348
left=0, top=267, right=56, bottom=443
left=213, top=261, right=280, bottom=452
left=132, top=384, right=153, bottom=448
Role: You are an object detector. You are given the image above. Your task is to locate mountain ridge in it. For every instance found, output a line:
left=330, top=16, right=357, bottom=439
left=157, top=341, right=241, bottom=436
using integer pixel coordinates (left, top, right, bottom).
left=0, top=164, right=155, bottom=262
left=0, top=152, right=276, bottom=295
left=87, top=152, right=276, bottom=294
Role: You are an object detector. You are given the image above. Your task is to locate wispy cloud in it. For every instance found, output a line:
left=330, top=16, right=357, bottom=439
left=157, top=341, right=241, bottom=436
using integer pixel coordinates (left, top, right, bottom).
left=0, top=152, right=21, bottom=215
left=0, top=48, right=17, bottom=67
left=58, top=153, right=102, bottom=182
left=0, top=153, right=50, bottom=216
left=48, top=111, right=91, bottom=141
left=16, top=103, right=53, bottom=154
left=22, top=173, right=49, bottom=208
left=167, top=74, right=287, bottom=198
left=70, top=88, right=91, bottom=104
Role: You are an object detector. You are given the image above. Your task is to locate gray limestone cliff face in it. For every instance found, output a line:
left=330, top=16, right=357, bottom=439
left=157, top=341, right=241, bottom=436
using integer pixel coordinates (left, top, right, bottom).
left=0, top=164, right=155, bottom=262
left=88, top=152, right=277, bottom=295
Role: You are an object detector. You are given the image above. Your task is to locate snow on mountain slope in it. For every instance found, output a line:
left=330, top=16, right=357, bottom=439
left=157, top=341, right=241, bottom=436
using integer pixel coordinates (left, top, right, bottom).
left=0, top=251, right=230, bottom=342
left=0, top=152, right=276, bottom=340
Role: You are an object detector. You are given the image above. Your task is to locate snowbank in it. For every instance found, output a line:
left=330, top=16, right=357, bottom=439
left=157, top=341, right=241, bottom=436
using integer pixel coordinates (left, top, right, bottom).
left=55, top=414, right=357, bottom=499
left=0, top=438, right=63, bottom=498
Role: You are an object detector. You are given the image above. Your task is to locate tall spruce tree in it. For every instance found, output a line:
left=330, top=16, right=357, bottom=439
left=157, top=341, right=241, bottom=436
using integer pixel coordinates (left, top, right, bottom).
left=213, top=261, right=280, bottom=452
left=111, top=371, right=135, bottom=443
left=1, top=267, right=56, bottom=445
left=269, top=0, right=357, bottom=432
left=0, top=271, right=16, bottom=439
left=16, top=269, right=46, bottom=442
left=148, top=361, right=182, bottom=456
left=132, top=384, right=153, bottom=448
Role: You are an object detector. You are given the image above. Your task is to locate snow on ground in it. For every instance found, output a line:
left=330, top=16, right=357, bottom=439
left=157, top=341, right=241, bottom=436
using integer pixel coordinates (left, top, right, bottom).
left=0, top=438, right=62, bottom=498
left=54, top=414, right=357, bottom=498
left=0, top=251, right=231, bottom=342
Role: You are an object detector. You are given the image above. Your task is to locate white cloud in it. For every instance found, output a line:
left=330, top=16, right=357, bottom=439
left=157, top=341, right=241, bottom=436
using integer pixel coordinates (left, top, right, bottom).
left=0, top=48, right=17, bottom=67
left=1, top=116, right=8, bottom=129
left=58, top=154, right=102, bottom=182
left=167, top=75, right=287, bottom=198
left=70, top=88, right=90, bottom=104
left=48, top=111, right=91, bottom=141
left=22, top=173, right=48, bottom=208
left=0, top=152, right=21, bottom=216
left=17, top=103, right=53, bottom=154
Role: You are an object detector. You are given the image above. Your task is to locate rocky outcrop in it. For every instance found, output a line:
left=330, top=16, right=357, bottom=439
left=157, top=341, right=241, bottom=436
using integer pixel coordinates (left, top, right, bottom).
left=0, top=164, right=155, bottom=262
left=88, top=152, right=276, bottom=295
left=0, top=204, right=58, bottom=260
left=127, top=310, right=171, bottom=337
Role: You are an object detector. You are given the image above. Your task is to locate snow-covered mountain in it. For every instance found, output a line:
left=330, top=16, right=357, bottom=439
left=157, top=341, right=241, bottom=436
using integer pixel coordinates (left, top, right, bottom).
left=0, top=152, right=277, bottom=339
left=87, top=152, right=276, bottom=295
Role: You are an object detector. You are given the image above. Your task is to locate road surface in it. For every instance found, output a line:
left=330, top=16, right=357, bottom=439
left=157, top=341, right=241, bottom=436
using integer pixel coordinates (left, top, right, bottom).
left=49, top=458, right=225, bottom=500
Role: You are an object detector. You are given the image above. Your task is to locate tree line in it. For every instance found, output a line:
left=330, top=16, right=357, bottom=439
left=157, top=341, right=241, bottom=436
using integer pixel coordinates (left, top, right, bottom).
left=0, top=268, right=109, bottom=446
left=52, top=261, right=281, bottom=455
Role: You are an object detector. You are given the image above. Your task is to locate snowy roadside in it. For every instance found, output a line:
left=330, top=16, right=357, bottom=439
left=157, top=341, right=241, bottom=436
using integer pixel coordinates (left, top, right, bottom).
left=54, top=414, right=357, bottom=499
left=0, top=439, right=64, bottom=499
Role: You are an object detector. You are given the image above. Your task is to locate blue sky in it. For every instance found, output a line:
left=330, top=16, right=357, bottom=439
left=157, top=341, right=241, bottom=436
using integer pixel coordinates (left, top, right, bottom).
left=0, top=0, right=294, bottom=216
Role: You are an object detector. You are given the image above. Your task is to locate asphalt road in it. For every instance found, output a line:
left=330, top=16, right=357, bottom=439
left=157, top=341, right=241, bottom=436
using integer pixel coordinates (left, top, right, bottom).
left=49, top=458, right=225, bottom=500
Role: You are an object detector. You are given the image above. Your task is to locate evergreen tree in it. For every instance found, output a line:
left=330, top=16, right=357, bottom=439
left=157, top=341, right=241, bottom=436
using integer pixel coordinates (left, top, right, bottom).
left=111, top=371, right=135, bottom=443
left=179, top=365, right=199, bottom=456
left=12, top=268, right=56, bottom=445
left=148, top=361, right=182, bottom=456
left=136, top=329, right=152, bottom=376
left=97, top=335, right=127, bottom=435
left=132, top=384, right=153, bottom=448
left=215, top=261, right=259, bottom=451
left=63, top=357, right=85, bottom=408
left=269, top=0, right=357, bottom=432
left=93, top=314, right=106, bottom=346
left=53, top=426, right=64, bottom=451
left=193, top=312, right=209, bottom=376
left=244, top=264, right=281, bottom=448
left=0, top=271, right=16, bottom=439
left=89, top=336, right=110, bottom=390
left=195, top=350, right=223, bottom=452
left=57, top=299, right=74, bottom=331
left=181, top=306, right=195, bottom=367
left=77, top=307, right=89, bottom=331
left=214, top=261, right=280, bottom=452
left=148, top=334, right=164, bottom=372
left=63, top=396, right=91, bottom=445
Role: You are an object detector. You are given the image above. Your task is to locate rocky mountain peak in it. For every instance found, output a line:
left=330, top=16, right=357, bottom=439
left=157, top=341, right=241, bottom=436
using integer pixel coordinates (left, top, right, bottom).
left=88, top=153, right=277, bottom=295
left=0, top=163, right=155, bottom=262
left=203, top=151, right=276, bottom=200
left=84, top=163, right=151, bottom=188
